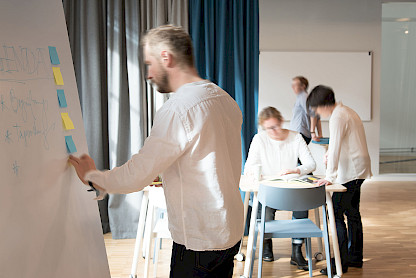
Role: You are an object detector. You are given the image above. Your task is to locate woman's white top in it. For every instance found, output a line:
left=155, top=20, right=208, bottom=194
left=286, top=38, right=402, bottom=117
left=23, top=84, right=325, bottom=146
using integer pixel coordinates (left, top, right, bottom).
left=244, top=130, right=316, bottom=176
left=326, top=103, right=372, bottom=184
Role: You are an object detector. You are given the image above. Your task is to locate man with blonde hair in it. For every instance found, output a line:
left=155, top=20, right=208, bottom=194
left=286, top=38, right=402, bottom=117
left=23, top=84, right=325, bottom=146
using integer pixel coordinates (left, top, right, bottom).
left=69, top=25, right=244, bottom=278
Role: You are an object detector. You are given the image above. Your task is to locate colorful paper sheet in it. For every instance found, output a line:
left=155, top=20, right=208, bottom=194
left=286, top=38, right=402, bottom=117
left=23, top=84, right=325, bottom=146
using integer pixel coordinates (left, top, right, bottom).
left=52, top=67, right=64, bottom=85
left=48, top=46, right=60, bottom=65
left=65, top=135, right=77, bottom=153
left=61, top=112, right=75, bottom=130
left=57, top=89, right=67, bottom=108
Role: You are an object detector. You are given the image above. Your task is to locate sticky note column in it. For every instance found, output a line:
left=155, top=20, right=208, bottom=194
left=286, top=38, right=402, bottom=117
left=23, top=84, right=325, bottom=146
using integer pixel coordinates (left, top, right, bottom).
left=49, top=46, right=77, bottom=154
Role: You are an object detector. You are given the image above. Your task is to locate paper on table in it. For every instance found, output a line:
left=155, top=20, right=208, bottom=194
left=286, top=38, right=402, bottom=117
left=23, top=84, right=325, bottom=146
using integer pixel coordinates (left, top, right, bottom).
left=65, top=135, right=77, bottom=153
left=61, top=112, right=75, bottom=130
left=57, top=89, right=67, bottom=108
left=52, top=67, right=64, bottom=85
left=263, top=173, right=299, bottom=181
left=48, top=46, right=60, bottom=65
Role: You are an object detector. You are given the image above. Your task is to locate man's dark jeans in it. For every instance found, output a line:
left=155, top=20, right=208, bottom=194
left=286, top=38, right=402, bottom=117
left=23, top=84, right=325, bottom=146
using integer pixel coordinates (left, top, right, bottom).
left=169, top=241, right=240, bottom=278
left=332, top=179, right=365, bottom=271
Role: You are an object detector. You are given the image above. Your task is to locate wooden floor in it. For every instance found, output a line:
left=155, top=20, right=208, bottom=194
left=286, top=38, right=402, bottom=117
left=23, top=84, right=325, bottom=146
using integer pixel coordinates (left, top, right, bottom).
left=104, top=180, right=416, bottom=277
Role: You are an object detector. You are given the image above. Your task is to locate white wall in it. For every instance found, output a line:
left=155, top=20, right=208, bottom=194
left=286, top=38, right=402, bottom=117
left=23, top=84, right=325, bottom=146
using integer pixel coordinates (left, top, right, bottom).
left=259, top=0, right=383, bottom=174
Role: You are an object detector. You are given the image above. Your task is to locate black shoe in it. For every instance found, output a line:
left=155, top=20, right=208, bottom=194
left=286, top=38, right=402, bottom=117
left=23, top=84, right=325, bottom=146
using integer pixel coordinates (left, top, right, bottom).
left=320, top=258, right=348, bottom=275
left=348, top=261, right=363, bottom=268
left=290, top=243, right=308, bottom=271
left=320, top=267, right=336, bottom=276
left=262, top=239, right=274, bottom=262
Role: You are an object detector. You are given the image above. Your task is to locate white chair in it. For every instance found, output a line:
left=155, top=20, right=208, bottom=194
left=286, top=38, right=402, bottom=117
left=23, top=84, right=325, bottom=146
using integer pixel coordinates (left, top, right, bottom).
left=130, top=186, right=171, bottom=278
left=130, top=189, right=149, bottom=278
left=144, top=187, right=171, bottom=278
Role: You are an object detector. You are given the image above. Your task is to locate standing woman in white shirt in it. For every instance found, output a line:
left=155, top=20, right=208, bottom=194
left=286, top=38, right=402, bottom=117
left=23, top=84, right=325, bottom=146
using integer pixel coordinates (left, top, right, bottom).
left=245, top=107, right=316, bottom=270
left=306, top=85, right=372, bottom=275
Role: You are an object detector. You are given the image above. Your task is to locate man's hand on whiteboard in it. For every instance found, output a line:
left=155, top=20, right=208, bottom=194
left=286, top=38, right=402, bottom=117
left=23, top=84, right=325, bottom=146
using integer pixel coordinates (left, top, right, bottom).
left=68, top=154, right=97, bottom=185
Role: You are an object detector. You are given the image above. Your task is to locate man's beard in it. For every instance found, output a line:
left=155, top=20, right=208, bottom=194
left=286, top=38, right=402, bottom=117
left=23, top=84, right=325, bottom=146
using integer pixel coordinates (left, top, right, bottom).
left=149, top=69, right=171, bottom=93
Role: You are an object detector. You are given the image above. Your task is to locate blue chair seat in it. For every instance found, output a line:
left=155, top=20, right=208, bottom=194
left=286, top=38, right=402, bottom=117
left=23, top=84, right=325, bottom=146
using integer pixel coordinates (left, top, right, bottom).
left=262, top=219, right=323, bottom=239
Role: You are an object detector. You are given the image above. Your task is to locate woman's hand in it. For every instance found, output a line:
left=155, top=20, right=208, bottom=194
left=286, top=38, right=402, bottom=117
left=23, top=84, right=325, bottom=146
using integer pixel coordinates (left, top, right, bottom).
left=279, top=168, right=301, bottom=176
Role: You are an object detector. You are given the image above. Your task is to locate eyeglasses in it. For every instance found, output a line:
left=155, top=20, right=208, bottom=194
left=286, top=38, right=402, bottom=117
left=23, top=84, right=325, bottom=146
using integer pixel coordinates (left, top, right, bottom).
left=264, top=125, right=279, bottom=131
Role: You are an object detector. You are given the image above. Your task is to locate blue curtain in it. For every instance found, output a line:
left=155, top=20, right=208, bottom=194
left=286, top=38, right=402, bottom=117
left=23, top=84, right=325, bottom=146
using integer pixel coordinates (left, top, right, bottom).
left=189, top=0, right=259, bottom=166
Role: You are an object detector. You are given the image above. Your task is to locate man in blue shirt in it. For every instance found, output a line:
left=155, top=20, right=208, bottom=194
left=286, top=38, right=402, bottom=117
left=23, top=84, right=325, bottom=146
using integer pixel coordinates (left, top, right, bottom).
left=290, top=76, right=322, bottom=144
left=285, top=76, right=322, bottom=269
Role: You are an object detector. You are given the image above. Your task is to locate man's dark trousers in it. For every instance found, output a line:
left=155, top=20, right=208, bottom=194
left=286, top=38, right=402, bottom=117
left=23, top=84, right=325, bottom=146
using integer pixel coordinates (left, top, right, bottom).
left=170, top=241, right=240, bottom=278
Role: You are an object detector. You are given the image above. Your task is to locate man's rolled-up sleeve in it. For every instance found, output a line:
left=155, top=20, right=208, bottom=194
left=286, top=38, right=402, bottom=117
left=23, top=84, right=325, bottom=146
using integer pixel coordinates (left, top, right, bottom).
left=85, top=108, right=190, bottom=195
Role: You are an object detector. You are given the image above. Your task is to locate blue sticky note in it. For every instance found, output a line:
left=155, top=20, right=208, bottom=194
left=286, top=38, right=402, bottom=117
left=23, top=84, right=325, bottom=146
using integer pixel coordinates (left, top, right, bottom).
left=57, top=89, right=67, bottom=108
left=48, top=46, right=60, bottom=65
left=65, top=135, right=77, bottom=154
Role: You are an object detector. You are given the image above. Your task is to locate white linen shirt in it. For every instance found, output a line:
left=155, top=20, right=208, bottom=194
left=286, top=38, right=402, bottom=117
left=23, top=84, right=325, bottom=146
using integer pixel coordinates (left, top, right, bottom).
left=325, top=103, right=372, bottom=184
left=85, top=80, right=244, bottom=251
left=244, top=130, right=316, bottom=176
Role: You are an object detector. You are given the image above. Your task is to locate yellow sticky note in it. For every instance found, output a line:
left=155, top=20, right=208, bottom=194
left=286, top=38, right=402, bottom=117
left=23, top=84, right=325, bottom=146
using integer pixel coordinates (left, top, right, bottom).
left=52, top=67, right=64, bottom=85
left=61, top=112, right=75, bottom=130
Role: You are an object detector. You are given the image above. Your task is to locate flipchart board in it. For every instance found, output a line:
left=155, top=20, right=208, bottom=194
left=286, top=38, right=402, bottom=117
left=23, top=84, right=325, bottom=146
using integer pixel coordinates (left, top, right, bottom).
left=0, top=0, right=110, bottom=277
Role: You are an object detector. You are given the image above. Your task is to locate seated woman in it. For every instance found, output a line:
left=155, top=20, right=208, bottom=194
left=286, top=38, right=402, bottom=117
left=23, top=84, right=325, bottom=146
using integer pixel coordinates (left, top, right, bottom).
left=245, top=106, right=316, bottom=270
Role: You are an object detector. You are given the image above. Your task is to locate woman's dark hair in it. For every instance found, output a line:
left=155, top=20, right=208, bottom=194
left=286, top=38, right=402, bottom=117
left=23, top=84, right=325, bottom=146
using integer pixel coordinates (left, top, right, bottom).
left=306, top=85, right=336, bottom=108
